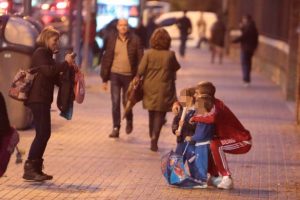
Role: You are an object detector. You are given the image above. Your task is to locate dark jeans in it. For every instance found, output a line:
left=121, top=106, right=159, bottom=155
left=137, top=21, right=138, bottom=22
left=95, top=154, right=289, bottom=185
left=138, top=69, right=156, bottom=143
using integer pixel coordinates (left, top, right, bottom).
left=28, top=103, right=51, bottom=160
left=240, top=51, right=254, bottom=83
left=148, top=111, right=166, bottom=142
left=110, top=73, right=133, bottom=128
left=179, top=35, right=188, bottom=57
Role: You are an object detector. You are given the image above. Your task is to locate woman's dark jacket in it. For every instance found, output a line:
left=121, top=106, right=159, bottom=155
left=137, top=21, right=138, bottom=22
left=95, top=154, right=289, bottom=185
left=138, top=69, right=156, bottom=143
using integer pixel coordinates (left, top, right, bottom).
left=137, top=49, right=180, bottom=112
left=26, top=46, right=69, bottom=105
left=233, top=21, right=258, bottom=54
left=100, top=32, right=144, bottom=82
left=210, top=20, right=226, bottom=47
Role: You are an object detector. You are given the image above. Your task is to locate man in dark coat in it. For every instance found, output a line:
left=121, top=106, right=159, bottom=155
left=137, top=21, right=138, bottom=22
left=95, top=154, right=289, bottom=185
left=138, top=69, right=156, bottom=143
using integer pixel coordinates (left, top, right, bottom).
left=232, top=14, right=258, bottom=86
left=100, top=18, right=143, bottom=138
left=176, top=10, right=192, bottom=58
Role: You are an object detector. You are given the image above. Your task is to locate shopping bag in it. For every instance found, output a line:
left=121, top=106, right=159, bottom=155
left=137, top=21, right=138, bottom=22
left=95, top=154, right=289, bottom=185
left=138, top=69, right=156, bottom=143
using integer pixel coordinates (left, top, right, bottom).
left=74, top=69, right=85, bottom=104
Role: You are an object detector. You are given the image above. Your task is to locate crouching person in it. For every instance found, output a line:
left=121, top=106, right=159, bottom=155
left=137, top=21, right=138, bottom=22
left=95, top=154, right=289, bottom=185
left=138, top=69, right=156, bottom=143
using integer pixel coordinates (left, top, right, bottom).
left=173, top=81, right=252, bottom=189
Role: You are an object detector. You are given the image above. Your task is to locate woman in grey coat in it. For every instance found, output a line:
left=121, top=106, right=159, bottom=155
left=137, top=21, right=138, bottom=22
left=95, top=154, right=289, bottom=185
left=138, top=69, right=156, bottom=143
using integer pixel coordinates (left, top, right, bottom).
left=136, top=28, right=181, bottom=151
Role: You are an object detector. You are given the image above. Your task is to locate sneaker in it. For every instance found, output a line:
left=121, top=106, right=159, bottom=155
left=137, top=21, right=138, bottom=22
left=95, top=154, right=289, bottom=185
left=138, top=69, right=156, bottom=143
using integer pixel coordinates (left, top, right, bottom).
left=217, top=176, right=233, bottom=190
left=208, top=176, right=222, bottom=187
left=243, top=82, right=250, bottom=88
left=193, top=180, right=208, bottom=189
left=109, top=127, right=119, bottom=138
left=125, top=121, right=133, bottom=134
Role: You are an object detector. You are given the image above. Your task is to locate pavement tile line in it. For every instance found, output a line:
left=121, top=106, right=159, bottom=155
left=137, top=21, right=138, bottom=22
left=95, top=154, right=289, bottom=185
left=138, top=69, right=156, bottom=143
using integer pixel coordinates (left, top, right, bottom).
left=1, top=48, right=300, bottom=200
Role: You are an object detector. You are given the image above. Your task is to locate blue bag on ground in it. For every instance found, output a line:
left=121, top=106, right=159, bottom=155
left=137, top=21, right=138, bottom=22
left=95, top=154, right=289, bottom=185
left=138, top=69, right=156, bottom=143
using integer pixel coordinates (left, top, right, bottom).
left=161, top=150, right=200, bottom=188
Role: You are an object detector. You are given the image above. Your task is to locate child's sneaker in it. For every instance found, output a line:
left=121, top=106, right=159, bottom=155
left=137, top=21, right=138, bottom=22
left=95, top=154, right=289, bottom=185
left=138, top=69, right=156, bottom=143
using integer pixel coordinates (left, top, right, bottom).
left=208, top=175, right=222, bottom=187
left=193, top=182, right=207, bottom=189
left=192, top=180, right=208, bottom=189
left=217, top=176, right=233, bottom=189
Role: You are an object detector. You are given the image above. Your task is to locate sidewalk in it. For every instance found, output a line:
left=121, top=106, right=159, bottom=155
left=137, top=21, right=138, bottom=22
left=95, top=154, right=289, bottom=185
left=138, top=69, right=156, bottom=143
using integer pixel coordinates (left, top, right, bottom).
left=1, top=46, right=300, bottom=200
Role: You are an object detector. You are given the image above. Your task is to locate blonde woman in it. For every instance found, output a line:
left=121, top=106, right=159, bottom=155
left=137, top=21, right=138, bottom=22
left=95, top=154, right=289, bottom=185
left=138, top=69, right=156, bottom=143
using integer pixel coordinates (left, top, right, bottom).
left=23, top=26, right=75, bottom=181
left=136, top=28, right=181, bottom=151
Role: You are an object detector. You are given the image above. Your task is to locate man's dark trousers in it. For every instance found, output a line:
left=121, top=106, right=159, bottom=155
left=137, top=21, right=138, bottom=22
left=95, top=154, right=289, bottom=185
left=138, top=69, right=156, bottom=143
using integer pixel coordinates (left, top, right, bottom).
left=110, top=72, right=133, bottom=129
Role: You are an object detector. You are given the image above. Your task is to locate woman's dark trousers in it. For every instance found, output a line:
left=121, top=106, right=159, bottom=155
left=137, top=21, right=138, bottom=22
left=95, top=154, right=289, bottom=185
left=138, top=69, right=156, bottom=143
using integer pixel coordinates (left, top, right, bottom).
left=148, top=110, right=166, bottom=151
left=23, top=103, right=52, bottom=181
left=28, top=103, right=51, bottom=160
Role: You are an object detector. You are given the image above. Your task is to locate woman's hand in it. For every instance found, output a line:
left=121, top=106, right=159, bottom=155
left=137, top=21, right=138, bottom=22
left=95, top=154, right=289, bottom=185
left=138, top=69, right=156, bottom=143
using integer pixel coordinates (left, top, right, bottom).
left=65, top=53, right=76, bottom=67
left=102, top=82, right=108, bottom=91
left=172, top=102, right=180, bottom=115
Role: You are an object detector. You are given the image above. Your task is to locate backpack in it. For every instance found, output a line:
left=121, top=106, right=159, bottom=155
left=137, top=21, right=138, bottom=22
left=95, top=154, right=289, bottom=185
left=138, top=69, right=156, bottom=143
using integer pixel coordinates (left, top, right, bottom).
left=8, top=68, right=39, bottom=101
left=0, top=127, right=20, bottom=177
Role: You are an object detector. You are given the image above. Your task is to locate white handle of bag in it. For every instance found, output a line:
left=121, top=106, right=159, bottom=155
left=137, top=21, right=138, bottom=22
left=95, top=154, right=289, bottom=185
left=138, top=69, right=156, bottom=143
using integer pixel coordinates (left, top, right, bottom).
left=176, top=106, right=187, bottom=135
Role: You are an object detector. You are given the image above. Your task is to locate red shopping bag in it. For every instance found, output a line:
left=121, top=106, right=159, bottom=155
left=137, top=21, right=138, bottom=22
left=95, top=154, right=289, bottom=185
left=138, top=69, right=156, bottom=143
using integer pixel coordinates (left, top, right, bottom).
left=74, top=68, right=85, bottom=104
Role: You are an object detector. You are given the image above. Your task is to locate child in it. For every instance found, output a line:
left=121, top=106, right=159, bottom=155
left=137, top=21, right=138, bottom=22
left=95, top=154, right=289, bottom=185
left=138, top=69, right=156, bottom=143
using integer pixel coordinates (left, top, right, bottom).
left=185, top=93, right=216, bottom=187
left=171, top=89, right=200, bottom=184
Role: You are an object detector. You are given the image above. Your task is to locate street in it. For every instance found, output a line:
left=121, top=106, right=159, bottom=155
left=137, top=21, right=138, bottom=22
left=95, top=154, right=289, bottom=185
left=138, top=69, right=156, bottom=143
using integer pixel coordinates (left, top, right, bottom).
left=1, top=46, right=300, bottom=200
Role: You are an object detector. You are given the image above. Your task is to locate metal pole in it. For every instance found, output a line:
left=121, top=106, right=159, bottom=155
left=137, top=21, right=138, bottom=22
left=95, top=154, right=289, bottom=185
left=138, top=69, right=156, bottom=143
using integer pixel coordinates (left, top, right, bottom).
left=82, top=0, right=92, bottom=74
left=68, top=0, right=73, bottom=46
left=74, top=0, right=82, bottom=65
left=23, top=0, right=32, bottom=16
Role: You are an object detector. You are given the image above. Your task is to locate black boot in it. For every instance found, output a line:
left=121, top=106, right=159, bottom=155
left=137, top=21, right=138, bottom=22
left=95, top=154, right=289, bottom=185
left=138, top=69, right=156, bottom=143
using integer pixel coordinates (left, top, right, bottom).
left=150, top=132, right=159, bottom=152
left=23, top=159, right=52, bottom=181
left=36, top=159, right=53, bottom=180
left=150, top=139, right=158, bottom=152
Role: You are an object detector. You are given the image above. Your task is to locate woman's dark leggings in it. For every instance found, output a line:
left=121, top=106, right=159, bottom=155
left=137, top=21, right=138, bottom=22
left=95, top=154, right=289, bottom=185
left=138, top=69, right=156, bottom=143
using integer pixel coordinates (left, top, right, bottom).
left=148, top=110, right=166, bottom=143
left=28, top=103, right=51, bottom=160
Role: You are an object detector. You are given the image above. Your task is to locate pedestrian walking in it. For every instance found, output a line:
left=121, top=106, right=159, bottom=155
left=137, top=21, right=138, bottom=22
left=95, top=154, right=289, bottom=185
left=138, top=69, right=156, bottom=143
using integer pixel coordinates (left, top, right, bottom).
left=210, top=15, right=226, bottom=64
left=232, top=14, right=258, bottom=87
left=146, top=14, right=158, bottom=48
left=135, top=20, right=147, bottom=49
left=23, top=26, right=76, bottom=181
left=195, top=12, right=207, bottom=49
left=100, top=18, right=143, bottom=138
left=135, top=28, right=181, bottom=151
left=172, top=81, right=252, bottom=189
left=80, top=12, right=97, bottom=69
left=176, top=10, right=192, bottom=58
